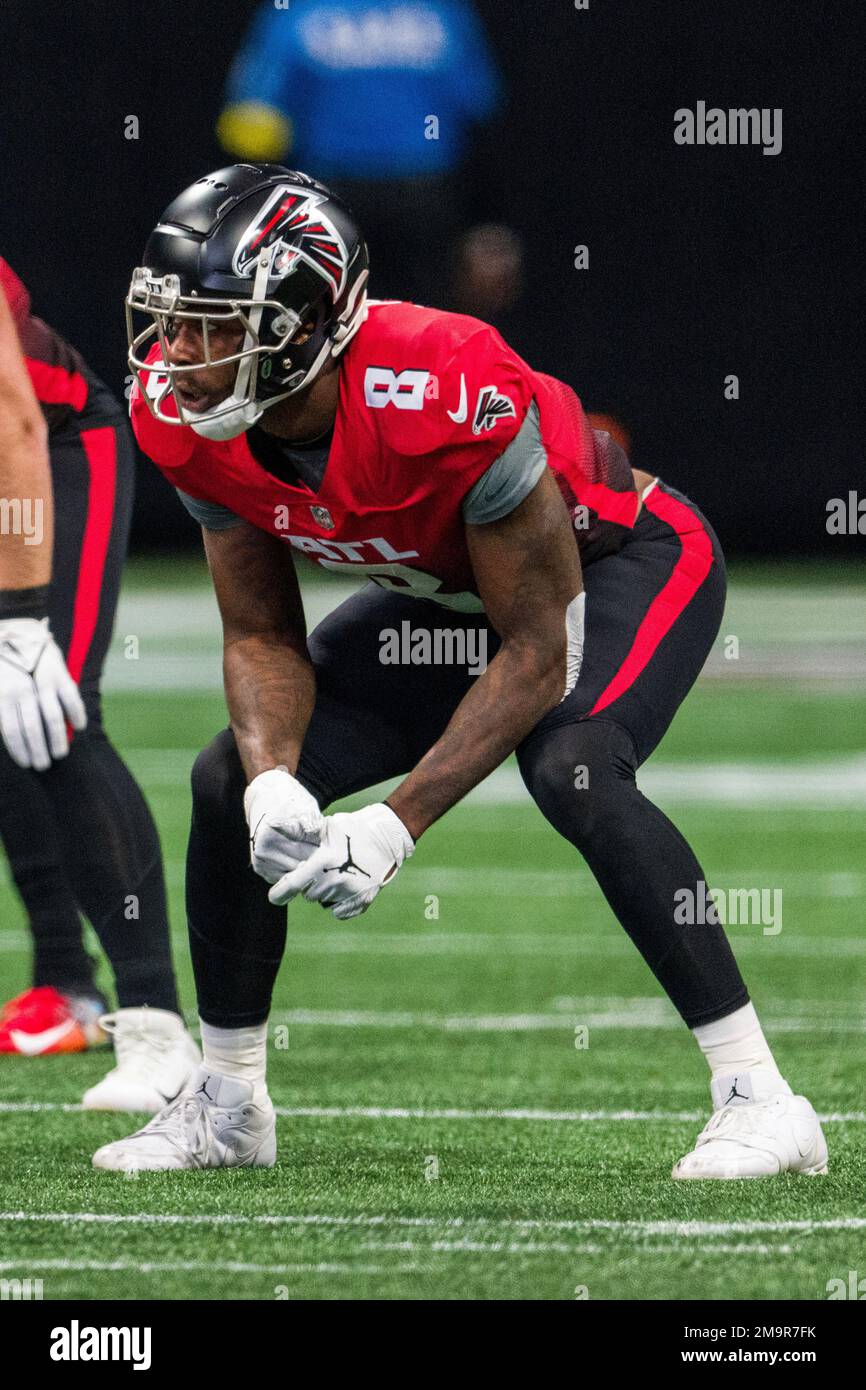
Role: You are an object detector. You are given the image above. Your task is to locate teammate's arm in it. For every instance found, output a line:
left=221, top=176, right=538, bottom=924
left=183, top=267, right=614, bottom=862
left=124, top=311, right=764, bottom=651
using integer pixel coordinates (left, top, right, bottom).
left=0, top=284, right=86, bottom=769
left=203, top=521, right=315, bottom=781
left=387, top=469, right=584, bottom=839
left=0, top=284, right=53, bottom=589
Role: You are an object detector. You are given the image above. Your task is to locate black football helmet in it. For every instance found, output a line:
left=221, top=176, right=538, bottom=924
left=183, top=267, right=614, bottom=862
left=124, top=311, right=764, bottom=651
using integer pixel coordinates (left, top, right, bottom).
left=126, top=164, right=369, bottom=439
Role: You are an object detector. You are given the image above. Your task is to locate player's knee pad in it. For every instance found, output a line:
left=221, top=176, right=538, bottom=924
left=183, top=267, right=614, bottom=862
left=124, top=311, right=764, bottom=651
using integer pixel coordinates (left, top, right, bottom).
left=519, top=718, right=638, bottom=848
left=190, top=729, right=244, bottom=822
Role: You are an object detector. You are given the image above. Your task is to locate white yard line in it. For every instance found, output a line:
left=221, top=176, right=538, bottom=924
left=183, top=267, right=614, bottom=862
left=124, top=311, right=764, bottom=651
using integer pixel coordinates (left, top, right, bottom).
left=0, top=1241, right=805, bottom=1264
left=0, top=1257, right=419, bottom=1277
left=0, top=1101, right=863, bottom=1123
left=115, top=751, right=866, bottom=807
left=359, top=1238, right=795, bottom=1257
left=3, top=931, right=866, bottom=958
left=3, top=1241, right=791, bottom=1264
left=362, top=1238, right=596, bottom=1256
left=460, top=760, right=866, bottom=808
left=268, top=1006, right=866, bottom=1035
left=2, top=1211, right=865, bottom=1238
left=283, top=934, right=866, bottom=957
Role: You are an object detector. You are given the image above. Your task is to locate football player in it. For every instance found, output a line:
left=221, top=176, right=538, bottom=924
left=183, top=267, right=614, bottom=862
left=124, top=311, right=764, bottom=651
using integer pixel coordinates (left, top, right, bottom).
left=94, top=165, right=826, bottom=1178
left=0, top=260, right=198, bottom=1105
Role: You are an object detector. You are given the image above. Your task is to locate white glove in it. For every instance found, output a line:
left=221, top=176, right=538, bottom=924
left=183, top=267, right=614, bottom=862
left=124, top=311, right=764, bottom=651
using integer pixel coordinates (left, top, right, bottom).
left=244, top=766, right=324, bottom=884
left=0, top=617, right=87, bottom=770
left=268, top=803, right=415, bottom=919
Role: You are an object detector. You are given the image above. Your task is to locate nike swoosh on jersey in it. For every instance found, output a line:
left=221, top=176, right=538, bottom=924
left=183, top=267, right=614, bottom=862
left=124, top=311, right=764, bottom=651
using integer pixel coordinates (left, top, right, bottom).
left=446, top=373, right=468, bottom=423
left=9, top=1020, right=77, bottom=1055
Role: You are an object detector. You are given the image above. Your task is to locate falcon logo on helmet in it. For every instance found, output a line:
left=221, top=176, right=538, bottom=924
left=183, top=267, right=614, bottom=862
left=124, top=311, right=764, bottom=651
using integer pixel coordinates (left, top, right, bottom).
left=232, top=186, right=348, bottom=297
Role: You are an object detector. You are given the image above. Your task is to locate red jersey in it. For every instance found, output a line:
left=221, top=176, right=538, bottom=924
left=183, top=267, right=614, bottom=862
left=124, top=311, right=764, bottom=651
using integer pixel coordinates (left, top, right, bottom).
left=131, top=301, right=638, bottom=610
left=0, top=256, right=92, bottom=432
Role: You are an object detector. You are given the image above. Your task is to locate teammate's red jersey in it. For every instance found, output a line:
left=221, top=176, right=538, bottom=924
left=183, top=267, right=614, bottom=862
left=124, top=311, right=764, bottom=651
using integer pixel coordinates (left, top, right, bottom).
left=0, top=257, right=91, bottom=431
left=131, top=301, right=639, bottom=610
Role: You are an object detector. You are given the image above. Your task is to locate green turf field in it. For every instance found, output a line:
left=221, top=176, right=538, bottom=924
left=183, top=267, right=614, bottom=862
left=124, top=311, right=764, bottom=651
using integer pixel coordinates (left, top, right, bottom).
left=1, top=558, right=864, bottom=1301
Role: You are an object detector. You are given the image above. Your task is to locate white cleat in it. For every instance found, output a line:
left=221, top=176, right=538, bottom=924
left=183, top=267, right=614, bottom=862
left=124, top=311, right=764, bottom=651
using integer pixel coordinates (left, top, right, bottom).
left=672, top=1067, right=828, bottom=1179
left=82, top=1008, right=200, bottom=1113
left=92, top=1067, right=276, bottom=1171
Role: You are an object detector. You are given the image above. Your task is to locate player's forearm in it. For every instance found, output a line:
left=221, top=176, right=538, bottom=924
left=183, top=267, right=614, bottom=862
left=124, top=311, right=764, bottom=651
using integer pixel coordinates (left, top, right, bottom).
left=386, top=635, right=566, bottom=840
left=223, top=634, right=315, bottom=781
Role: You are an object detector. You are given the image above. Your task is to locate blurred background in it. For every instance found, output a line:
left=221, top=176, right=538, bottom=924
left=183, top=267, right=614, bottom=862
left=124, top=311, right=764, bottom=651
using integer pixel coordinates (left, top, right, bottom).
left=0, top=0, right=858, bottom=555
left=0, top=2, right=864, bottom=1302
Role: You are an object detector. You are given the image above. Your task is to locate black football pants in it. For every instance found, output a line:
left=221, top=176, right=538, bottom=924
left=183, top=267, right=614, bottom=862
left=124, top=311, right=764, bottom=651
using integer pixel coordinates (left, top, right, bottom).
left=188, top=481, right=749, bottom=1031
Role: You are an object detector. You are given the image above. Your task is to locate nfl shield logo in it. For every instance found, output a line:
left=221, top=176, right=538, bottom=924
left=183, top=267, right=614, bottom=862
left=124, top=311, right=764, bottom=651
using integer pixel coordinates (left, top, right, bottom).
left=310, top=505, right=335, bottom=530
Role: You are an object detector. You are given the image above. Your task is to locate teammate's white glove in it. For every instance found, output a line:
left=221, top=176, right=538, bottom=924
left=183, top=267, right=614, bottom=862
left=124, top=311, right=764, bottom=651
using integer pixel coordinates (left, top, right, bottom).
left=244, top=766, right=324, bottom=884
left=267, top=803, right=415, bottom=919
left=0, top=617, right=87, bottom=770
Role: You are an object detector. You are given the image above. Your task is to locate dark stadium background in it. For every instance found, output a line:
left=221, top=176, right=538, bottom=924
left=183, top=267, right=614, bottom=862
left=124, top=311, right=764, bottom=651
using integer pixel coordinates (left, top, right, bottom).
left=0, top=0, right=857, bottom=554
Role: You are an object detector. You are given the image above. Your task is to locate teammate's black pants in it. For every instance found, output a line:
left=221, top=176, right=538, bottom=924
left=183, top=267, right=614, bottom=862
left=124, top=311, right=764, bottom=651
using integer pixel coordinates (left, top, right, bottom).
left=0, top=406, right=178, bottom=1013
left=188, top=481, right=749, bottom=1030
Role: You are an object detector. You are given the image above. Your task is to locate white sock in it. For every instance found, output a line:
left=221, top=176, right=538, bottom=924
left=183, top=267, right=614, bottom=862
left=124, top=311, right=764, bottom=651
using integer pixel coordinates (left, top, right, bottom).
left=200, top=1020, right=269, bottom=1102
left=692, top=1003, right=781, bottom=1080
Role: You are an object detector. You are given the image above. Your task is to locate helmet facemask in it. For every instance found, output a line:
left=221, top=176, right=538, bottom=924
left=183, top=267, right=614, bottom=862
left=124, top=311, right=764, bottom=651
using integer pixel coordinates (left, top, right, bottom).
left=127, top=252, right=307, bottom=439
left=127, top=259, right=368, bottom=441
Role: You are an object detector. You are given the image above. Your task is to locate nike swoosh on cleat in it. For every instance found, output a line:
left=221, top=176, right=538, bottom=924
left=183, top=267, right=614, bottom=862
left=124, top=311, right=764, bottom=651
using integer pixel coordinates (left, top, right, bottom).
left=792, top=1119, right=818, bottom=1157
left=221, top=1123, right=273, bottom=1163
left=9, top=1020, right=77, bottom=1055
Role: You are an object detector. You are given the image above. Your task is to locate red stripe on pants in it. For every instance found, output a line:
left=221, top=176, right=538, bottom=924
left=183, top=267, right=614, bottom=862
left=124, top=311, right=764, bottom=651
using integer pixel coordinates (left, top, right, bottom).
left=66, top=427, right=117, bottom=685
left=26, top=356, right=89, bottom=412
left=588, top=487, right=714, bottom=716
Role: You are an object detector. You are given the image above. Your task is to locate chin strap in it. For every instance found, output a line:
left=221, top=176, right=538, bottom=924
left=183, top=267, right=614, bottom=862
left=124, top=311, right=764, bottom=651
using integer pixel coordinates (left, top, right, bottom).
left=190, top=397, right=265, bottom=441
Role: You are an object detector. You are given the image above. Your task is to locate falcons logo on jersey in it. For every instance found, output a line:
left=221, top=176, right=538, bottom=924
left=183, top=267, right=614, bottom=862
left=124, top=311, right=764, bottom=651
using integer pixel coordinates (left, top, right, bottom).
left=472, top=384, right=517, bottom=434
left=232, top=185, right=348, bottom=297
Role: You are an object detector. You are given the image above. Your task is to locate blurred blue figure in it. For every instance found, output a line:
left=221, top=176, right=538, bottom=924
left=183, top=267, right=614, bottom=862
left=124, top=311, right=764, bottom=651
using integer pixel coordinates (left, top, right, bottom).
left=218, top=0, right=502, bottom=304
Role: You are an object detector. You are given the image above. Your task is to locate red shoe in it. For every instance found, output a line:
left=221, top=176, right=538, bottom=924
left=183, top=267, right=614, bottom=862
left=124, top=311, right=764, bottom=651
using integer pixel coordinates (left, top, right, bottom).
left=0, top=986, right=107, bottom=1055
